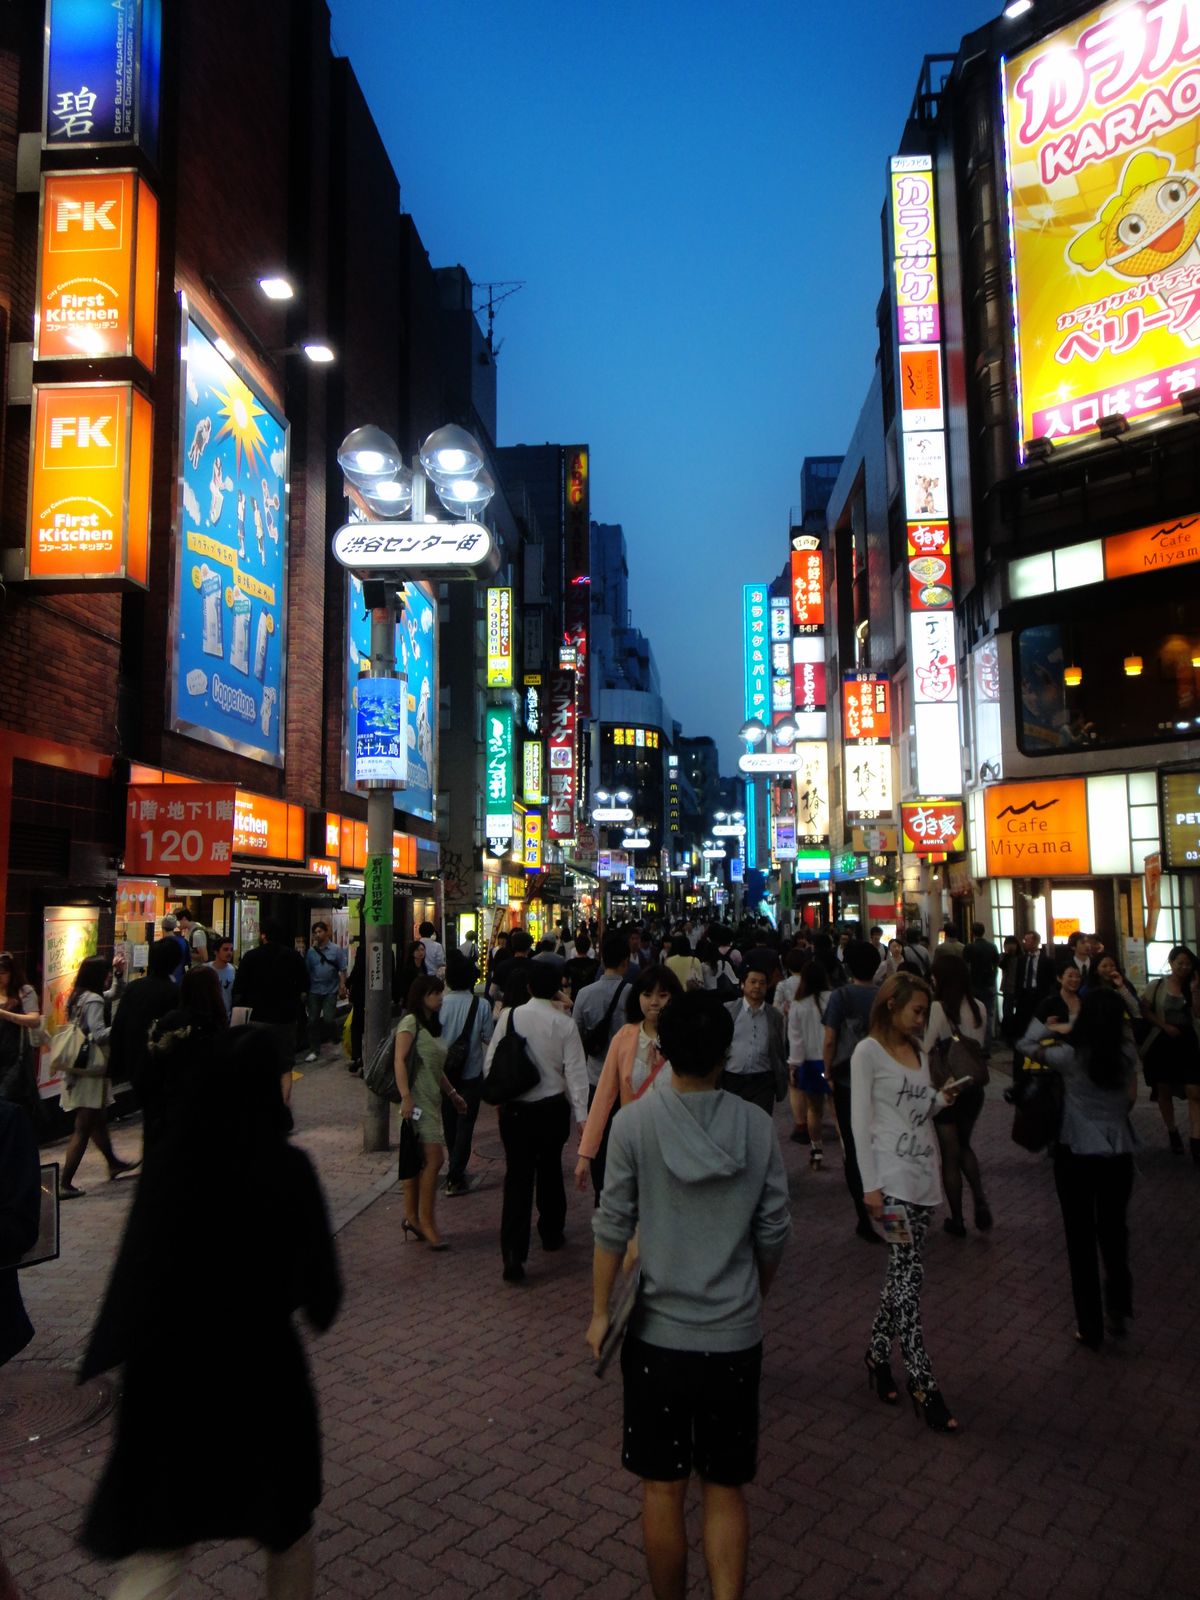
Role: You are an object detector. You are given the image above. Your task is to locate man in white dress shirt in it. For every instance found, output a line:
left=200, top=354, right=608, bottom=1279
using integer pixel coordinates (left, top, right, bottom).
left=484, top=959, right=589, bottom=1283
left=722, top=971, right=788, bottom=1116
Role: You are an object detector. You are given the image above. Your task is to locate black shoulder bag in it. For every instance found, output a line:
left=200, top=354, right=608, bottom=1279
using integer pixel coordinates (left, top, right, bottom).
left=480, top=1009, right=540, bottom=1106
left=443, top=994, right=481, bottom=1088
left=583, top=979, right=627, bottom=1059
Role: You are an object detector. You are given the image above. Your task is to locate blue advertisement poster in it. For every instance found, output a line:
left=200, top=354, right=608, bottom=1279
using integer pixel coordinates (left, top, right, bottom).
left=354, top=678, right=407, bottom=786
left=44, top=0, right=161, bottom=156
left=345, top=574, right=436, bottom=821
left=170, top=314, right=289, bottom=766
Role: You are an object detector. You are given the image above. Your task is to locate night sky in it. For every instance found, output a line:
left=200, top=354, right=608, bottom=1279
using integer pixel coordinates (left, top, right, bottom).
left=328, top=0, right=1002, bottom=771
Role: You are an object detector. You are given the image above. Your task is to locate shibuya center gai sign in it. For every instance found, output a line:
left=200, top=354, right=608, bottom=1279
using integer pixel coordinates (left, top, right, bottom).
left=1002, top=0, right=1200, bottom=450
left=332, top=521, right=498, bottom=580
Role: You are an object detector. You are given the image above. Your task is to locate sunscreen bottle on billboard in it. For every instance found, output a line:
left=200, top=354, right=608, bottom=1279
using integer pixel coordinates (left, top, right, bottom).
left=253, top=610, right=270, bottom=681
left=200, top=567, right=223, bottom=659
left=230, top=592, right=251, bottom=674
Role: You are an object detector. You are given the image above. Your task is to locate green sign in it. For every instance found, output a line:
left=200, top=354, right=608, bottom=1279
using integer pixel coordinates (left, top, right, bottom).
left=364, top=852, right=393, bottom=927
left=485, top=705, right=514, bottom=836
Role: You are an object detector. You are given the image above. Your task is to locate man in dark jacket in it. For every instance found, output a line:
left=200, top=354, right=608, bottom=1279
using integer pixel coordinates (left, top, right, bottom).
left=0, top=1099, right=41, bottom=1368
left=232, top=919, right=308, bottom=1116
left=108, top=938, right=182, bottom=1133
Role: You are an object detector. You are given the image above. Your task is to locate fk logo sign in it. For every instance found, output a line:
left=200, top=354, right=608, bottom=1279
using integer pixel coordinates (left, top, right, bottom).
left=39, top=394, right=120, bottom=472
left=49, top=414, right=112, bottom=449
left=54, top=197, right=118, bottom=233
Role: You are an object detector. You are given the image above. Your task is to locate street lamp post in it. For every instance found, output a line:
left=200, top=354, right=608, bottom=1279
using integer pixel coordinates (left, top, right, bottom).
left=336, top=423, right=498, bottom=1152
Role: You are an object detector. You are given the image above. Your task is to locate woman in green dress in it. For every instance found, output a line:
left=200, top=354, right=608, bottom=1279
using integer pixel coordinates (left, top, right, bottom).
left=394, top=975, right=467, bottom=1249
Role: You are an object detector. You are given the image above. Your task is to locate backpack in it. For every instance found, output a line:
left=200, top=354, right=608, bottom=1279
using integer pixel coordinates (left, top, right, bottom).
left=364, top=1021, right=402, bottom=1103
left=1005, top=1061, right=1064, bottom=1152
left=479, top=1010, right=540, bottom=1106
left=583, top=979, right=628, bottom=1058
left=714, top=960, right=739, bottom=999
left=443, top=994, right=481, bottom=1088
left=831, top=991, right=871, bottom=1067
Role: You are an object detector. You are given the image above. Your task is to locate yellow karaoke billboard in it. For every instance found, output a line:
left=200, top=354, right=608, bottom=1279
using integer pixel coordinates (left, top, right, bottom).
left=1002, top=0, right=1200, bottom=455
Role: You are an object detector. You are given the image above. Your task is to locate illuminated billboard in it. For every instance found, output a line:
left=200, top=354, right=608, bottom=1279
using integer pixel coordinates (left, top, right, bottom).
left=743, top=583, right=768, bottom=722
left=26, top=381, right=152, bottom=586
left=790, top=540, right=825, bottom=633
left=1002, top=0, right=1200, bottom=450
left=37, top=170, right=157, bottom=364
left=486, top=586, right=513, bottom=687
left=485, top=706, right=514, bottom=841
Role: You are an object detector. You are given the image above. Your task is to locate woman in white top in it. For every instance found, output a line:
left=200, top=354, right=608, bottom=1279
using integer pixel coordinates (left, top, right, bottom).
left=786, top=960, right=832, bottom=1166
left=924, top=952, right=992, bottom=1239
left=852, top=971, right=961, bottom=1433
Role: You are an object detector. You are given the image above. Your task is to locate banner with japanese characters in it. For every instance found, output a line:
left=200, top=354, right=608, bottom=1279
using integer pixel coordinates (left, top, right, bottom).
left=170, top=313, right=289, bottom=767
left=548, top=670, right=576, bottom=839
left=901, top=799, right=965, bottom=855
left=484, top=706, right=514, bottom=842
left=43, top=0, right=161, bottom=158
left=1002, top=0, right=1200, bottom=450
left=124, top=783, right=238, bottom=874
left=345, top=573, right=437, bottom=821
left=742, top=583, right=768, bottom=723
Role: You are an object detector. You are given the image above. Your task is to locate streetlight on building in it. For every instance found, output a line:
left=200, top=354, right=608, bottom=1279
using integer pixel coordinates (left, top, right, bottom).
left=335, top=422, right=498, bottom=1152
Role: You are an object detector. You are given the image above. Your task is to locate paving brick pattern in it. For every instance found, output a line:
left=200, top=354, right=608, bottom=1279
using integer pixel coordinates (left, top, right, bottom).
left=3, top=1050, right=1199, bottom=1598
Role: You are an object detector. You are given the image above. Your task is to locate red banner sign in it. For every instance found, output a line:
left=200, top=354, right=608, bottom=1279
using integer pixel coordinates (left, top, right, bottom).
left=901, top=799, right=965, bottom=854
left=125, top=784, right=237, bottom=874
left=906, top=522, right=952, bottom=611
left=793, top=659, right=826, bottom=713
left=791, top=544, right=825, bottom=632
left=842, top=674, right=892, bottom=743
left=548, top=670, right=576, bottom=838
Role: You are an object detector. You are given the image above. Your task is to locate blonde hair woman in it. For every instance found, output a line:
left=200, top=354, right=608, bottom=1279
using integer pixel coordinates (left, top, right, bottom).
left=853, top=972, right=962, bottom=1433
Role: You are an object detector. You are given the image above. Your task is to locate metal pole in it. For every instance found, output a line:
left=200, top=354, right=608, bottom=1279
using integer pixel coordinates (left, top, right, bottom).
left=362, top=598, right=399, bottom=1152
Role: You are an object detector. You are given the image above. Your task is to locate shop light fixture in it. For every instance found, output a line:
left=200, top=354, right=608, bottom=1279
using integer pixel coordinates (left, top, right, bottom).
left=302, top=341, right=336, bottom=364
left=1099, top=413, right=1130, bottom=441
left=361, top=471, right=414, bottom=519
left=1004, top=0, right=1033, bottom=16
left=1063, top=664, right=1083, bottom=687
left=1022, top=436, right=1053, bottom=463
left=258, top=275, right=295, bottom=301
left=1192, top=650, right=1200, bottom=669
left=772, top=716, right=798, bottom=747
left=1123, top=655, right=1143, bottom=677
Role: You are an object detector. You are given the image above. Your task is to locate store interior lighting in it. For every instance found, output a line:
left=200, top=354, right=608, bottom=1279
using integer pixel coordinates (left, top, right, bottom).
left=1063, top=664, right=1083, bottom=687
left=1123, top=655, right=1143, bottom=677
left=258, top=275, right=296, bottom=301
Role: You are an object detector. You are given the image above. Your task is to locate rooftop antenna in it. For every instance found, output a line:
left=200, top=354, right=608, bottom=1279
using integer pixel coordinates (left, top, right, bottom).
left=473, top=280, right=525, bottom=359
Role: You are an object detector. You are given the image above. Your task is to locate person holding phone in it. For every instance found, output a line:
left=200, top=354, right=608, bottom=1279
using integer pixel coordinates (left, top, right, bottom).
left=852, top=971, right=962, bottom=1433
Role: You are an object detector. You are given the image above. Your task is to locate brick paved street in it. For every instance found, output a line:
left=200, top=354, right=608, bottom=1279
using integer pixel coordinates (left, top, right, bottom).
left=3, top=1053, right=1199, bottom=1598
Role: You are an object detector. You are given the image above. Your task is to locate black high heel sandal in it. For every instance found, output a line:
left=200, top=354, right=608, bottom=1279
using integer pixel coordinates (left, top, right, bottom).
left=401, top=1219, right=426, bottom=1242
left=864, top=1355, right=899, bottom=1404
left=908, top=1381, right=958, bottom=1433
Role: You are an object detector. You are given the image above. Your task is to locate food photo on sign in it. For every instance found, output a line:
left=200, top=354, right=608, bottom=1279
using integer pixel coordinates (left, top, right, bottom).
left=170, top=312, right=289, bottom=765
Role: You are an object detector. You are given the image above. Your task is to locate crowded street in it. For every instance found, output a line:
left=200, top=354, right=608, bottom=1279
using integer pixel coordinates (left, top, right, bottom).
left=4, top=1048, right=1198, bottom=1599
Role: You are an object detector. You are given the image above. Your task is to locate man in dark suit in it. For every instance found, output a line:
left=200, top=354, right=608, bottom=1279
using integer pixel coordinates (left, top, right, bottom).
left=1013, top=931, right=1056, bottom=1070
left=722, top=971, right=788, bottom=1116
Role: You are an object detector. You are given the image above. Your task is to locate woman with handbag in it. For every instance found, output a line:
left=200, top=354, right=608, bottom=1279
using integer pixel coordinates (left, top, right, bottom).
left=59, top=956, right=138, bottom=1199
left=1019, top=988, right=1138, bottom=1346
left=574, top=964, right=684, bottom=1191
left=854, top=971, right=963, bottom=1432
left=924, top=953, right=993, bottom=1237
left=1139, top=947, right=1200, bottom=1160
left=0, top=953, right=43, bottom=1121
left=394, top=975, right=468, bottom=1250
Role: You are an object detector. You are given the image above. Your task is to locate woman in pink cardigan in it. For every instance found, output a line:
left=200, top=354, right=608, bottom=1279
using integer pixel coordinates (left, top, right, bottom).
left=574, top=963, right=683, bottom=1189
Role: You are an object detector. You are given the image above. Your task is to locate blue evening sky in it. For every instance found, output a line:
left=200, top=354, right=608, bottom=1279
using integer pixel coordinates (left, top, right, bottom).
left=328, top=0, right=1002, bottom=771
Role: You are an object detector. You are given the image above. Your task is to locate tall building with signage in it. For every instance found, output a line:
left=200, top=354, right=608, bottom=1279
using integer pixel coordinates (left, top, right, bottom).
left=821, top=0, right=1199, bottom=973
left=0, top=0, right=531, bottom=1120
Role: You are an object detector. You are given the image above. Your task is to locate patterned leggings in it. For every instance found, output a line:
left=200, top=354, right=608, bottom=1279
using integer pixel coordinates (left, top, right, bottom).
left=868, top=1197, right=937, bottom=1392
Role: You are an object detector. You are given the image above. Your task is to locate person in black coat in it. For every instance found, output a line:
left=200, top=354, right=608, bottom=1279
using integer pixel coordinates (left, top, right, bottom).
left=79, top=1027, right=341, bottom=1596
left=0, top=1100, right=41, bottom=1369
left=107, top=936, right=183, bottom=1108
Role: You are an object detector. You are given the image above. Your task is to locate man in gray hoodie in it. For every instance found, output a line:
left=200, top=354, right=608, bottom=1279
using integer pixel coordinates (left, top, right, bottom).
left=587, top=993, right=791, bottom=1600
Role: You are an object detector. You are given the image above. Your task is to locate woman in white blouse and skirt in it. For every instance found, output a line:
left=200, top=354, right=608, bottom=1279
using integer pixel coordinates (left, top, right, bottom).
left=852, top=972, right=961, bottom=1433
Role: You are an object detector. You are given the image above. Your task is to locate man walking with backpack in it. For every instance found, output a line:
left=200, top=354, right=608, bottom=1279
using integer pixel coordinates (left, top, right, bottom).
left=822, top=939, right=884, bottom=1244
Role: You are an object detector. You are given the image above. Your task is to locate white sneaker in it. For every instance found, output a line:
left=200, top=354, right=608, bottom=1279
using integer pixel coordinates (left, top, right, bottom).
left=304, top=1052, right=318, bottom=1063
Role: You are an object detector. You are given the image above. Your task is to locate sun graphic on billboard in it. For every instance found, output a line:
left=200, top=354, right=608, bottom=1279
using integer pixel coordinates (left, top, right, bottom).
left=212, top=375, right=269, bottom=479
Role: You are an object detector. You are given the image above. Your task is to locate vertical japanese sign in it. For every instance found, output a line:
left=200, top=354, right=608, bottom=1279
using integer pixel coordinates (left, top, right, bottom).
left=790, top=539, right=825, bottom=632
left=522, top=740, right=543, bottom=804
left=485, top=705, right=514, bottom=842
left=890, top=153, right=961, bottom=798
left=548, top=669, right=576, bottom=839
left=36, top=169, right=158, bottom=365
left=842, top=672, right=894, bottom=820
left=26, top=381, right=152, bottom=585
left=346, top=574, right=436, bottom=821
left=742, top=583, right=768, bottom=723
left=524, top=811, right=544, bottom=870
left=769, top=595, right=792, bottom=717
left=1002, top=0, right=1200, bottom=450
left=170, top=313, right=289, bottom=766
left=563, top=446, right=590, bottom=711
left=486, top=586, right=513, bottom=687
left=842, top=673, right=892, bottom=743
left=44, top=0, right=162, bottom=159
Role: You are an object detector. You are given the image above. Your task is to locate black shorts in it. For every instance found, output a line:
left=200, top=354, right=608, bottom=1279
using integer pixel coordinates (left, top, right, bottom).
left=620, top=1334, right=762, bottom=1486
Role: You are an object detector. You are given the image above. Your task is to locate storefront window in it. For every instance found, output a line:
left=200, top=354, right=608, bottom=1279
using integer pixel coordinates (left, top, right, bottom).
left=1016, top=605, right=1200, bottom=755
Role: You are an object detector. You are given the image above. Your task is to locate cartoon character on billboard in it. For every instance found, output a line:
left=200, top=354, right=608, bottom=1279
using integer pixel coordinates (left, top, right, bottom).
left=1068, top=149, right=1200, bottom=326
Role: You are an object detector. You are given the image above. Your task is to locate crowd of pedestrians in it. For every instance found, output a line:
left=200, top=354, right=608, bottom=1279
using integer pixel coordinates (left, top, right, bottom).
left=3, top=902, right=1198, bottom=1600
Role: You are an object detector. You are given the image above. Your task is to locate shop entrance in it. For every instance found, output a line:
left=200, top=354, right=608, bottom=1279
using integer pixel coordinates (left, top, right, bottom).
left=1045, top=881, right=1116, bottom=960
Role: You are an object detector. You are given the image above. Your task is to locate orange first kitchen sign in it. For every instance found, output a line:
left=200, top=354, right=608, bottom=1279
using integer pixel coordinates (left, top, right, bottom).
left=36, top=170, right=158, bottom=365
left=26, top=382, right=153, bottom=586
left=983, top=778, right=1090, bottom=876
